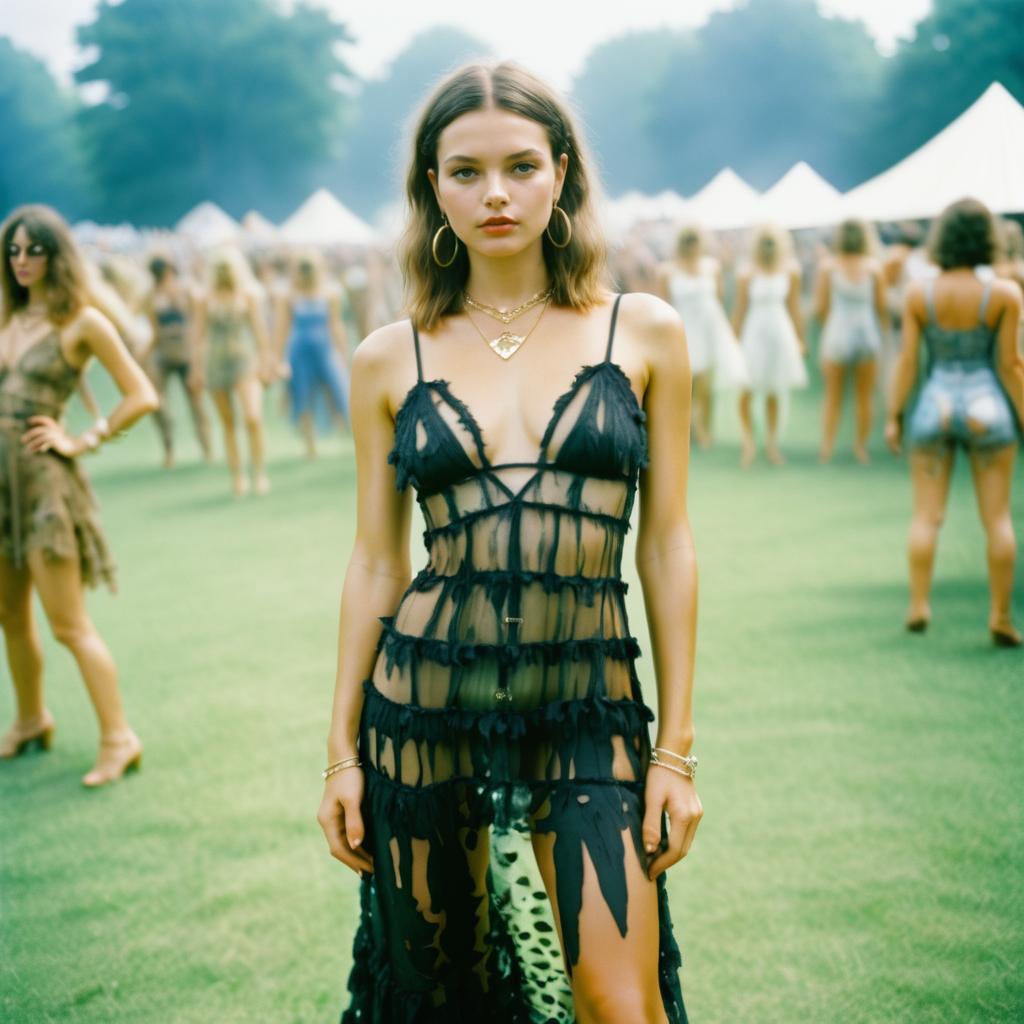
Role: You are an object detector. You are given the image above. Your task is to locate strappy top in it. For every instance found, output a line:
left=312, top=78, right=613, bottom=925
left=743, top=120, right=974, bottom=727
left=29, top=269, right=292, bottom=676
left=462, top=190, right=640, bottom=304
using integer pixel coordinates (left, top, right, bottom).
left=0, top=329, right=81, bottom=421
left=923, top=278, right=997, bottom=369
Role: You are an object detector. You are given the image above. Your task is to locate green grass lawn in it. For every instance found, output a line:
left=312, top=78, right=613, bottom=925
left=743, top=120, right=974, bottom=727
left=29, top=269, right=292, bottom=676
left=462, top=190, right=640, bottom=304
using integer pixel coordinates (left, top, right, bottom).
left=1, top=372, right=1022, bottom=1023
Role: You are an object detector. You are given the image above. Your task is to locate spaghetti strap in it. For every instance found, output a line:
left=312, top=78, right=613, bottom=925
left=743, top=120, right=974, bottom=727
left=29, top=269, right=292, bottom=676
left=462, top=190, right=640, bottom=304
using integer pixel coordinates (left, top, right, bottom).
left=604, top=294, right=624, bottom=362
left=411, top=323, right=424, bottom=381
left=978, top=278, right=993, bottom=323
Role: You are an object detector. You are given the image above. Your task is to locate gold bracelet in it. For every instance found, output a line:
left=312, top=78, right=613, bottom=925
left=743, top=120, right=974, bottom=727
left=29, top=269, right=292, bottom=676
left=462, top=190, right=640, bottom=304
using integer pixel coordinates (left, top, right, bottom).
left=322, top=756, right=361, bottom=780
left=650, top=748, right=698, bottom=779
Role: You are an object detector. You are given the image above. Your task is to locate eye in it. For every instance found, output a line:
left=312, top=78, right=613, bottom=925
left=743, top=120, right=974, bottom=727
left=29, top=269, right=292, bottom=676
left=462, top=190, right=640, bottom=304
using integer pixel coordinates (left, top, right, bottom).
left=28, top=244, right=47, bottom=257
left=451, top=167, right=477, bottom=180
left=512, top=162, right=537, bottom=175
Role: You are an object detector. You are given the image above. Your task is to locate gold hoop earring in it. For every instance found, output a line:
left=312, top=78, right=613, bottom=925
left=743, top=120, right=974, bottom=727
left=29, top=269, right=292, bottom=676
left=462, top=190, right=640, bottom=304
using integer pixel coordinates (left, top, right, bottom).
left=546, top=204, right=572, bottom=249
left=432, top=216, right=459, bottom=268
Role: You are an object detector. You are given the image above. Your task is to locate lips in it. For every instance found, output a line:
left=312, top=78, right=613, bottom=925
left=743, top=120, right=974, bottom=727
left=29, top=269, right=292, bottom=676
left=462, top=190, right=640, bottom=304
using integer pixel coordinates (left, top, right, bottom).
left=480, top=217, right=517, bottom=227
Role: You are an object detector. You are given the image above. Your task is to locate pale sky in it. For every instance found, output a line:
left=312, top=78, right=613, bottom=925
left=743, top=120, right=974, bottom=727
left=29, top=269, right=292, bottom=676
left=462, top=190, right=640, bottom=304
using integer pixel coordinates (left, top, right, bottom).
left=4, top=0, right=933, bottom=91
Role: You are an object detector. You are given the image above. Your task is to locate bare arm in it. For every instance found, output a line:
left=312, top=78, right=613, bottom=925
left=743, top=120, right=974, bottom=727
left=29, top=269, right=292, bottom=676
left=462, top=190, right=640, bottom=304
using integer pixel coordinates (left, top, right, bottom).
left=627, top=295, right=702, bottom=879
left=732, top=273, right=750, bottom=335
left=992, top=282, right=1024, bottom=429
left=328, top=294, right=350, bottom=363
left=872, top=265, right=889, bottom=331
left=786, top=269, right=806, bottom=352
left=272, top=295, right=293, bottom=362
left=23, top=307, right=158, bottom=457
left=245, top=291, right=271, bottom=366
left=885, top=284, right=925, bottom=453
left=318, top=326, right=414, bottom=875
left=811, top=262, right=831, bottom=323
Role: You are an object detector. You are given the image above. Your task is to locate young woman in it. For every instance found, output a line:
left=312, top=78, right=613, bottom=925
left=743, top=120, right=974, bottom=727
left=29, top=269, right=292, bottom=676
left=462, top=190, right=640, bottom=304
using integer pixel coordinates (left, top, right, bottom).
left=658, top=224, right=747, bottom=449
left=191, top=248, right=272, bottom=497
left=887, top=199, right=1024, bottom=645
left=0, top=205, right=158, bottom=783
left=272, top=250, right=350, bottom=458
left=814, top=219, right=888, bottom=464
left=733, top=224, right=808, bottom=467
left=143, top=256, right=212, bottom=468
left=316, top=63, right=702, bottom=1023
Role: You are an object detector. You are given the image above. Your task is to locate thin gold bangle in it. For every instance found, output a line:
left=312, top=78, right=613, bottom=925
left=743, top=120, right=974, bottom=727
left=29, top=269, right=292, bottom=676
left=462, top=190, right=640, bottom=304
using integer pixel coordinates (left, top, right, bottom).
left=322, top=756, right=361, bottom=780
left=649, top=749, right=698, bottom=779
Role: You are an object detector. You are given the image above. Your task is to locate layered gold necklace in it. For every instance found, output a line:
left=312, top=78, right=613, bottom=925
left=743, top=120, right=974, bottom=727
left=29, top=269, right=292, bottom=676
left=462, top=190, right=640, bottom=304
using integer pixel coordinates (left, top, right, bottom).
left=463, top=288, right=552, bottom=360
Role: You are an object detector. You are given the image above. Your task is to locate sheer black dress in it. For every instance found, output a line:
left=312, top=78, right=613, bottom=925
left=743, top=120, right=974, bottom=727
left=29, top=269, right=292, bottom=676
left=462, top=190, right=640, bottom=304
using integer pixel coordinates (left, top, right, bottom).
left=341, top=296, right=687, bottom=1023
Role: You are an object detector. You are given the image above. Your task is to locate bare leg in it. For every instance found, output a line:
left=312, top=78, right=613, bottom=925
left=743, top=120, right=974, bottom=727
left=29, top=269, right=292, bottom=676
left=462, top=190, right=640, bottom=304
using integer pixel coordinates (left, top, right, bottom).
left=211, top=388, right=246, bottom=496
left=0, top=554, right=51, bottom=756
left=968, top=444, right=1020, bottom=640
left=237, top=376, right=269, bottom=494
left=907, top=447, right=955, bottom=626
left=299, top=412, right=317, bottom=459
left=531, top=827, right=669, bottom=1024
left=738, top=390, right=756, bottom=468
left=149, top=359, right=175, bottom=468
left=819, top=360, right=845, bottom=463
left=765, top=394, right=784, bottom=465
left=27, top=549, right=140, bottom=783
left=181, top=364, right=212, bottom=460
left=853, top=358, right=877, bottom=464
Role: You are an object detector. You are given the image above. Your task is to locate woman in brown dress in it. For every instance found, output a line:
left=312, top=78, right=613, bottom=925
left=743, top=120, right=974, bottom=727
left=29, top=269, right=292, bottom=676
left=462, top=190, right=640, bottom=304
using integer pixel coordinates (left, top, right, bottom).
left=0, top=205, right=158, bottom=785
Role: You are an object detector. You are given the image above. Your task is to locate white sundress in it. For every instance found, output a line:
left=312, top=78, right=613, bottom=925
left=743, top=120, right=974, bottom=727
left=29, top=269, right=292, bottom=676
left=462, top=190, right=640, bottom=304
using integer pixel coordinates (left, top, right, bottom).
left=740, top=272, right=808, bottom=394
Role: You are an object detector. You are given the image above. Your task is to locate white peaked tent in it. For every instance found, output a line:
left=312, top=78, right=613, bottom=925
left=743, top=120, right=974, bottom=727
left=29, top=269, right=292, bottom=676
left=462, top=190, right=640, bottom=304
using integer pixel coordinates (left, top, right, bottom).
left=175, top=201, right=240, bottom=247
left=241, top=210, right=278, bottom=243
left=842, top=82, right=1024, bottom=221
left=759, top=161, right=843, bottom=229
left=280, top=189, right=377, bottom=247
left=686, top=168, right=762, bottom=230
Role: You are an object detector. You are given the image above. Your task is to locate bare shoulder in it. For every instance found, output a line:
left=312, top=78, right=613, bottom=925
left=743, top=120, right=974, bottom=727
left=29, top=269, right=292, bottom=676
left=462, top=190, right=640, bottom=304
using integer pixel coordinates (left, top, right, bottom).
left=617, top=291, right=684, bottom=344
left=351, top=318, right=417, bottom=413
left=73, top=304, right=118, bottom=342
left=990, top=276, right=1023, bottom=311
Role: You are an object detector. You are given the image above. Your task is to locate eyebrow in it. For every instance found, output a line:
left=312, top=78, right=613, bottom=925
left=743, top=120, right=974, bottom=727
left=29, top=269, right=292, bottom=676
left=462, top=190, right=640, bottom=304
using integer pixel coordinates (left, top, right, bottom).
left=443, top=149, right=545, bottom=165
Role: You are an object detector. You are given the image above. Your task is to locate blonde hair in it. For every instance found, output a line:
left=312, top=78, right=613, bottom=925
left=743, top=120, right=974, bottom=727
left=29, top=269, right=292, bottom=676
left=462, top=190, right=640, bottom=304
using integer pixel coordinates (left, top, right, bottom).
left=206, top=246, right=258, bottom=297
left=400, top=61, right=608, bottom=331
left=290, top=248, right=326, bottom=291
left=750, top=223, right=793, bottom=273
left=675, top=224, right=706, bottom=260
left=1, top=204, right=90, bottom=327
left=834, top=218, right=878, bottom=256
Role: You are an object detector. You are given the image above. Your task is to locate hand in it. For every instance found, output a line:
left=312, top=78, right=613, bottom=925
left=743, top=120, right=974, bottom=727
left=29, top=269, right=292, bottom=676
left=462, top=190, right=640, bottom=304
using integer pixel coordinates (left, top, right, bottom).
left=21, top=416, right=83, bottom=457
left=642, top=763, right=703, bottom=881
left=274, top=359, right=292, bottom=381
left=885, top=416, right=902, bottom=455
left=317, top=767, right=373, bottom=877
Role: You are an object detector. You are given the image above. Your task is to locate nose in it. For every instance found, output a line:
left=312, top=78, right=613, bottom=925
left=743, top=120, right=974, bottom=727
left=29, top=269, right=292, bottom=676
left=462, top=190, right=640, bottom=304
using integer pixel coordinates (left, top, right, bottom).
left=483, top=171, right=509, bottom=209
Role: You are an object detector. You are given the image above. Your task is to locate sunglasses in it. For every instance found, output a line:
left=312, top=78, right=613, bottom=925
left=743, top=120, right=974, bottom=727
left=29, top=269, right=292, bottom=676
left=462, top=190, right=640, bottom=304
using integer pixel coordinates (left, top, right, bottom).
left=7, top=243, right=49, bottom=258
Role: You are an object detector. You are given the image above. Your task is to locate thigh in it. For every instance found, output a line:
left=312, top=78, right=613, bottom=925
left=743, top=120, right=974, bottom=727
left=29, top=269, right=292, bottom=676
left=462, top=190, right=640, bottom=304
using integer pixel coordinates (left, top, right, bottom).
left=210, top=389, right=235, bottom=423
left=854, top=358, right=876, bottom=394
left=235, top=377, right=263, bottom=421
left=909, top=447, right=955, bottom=517
left=26, top=548, right=88, bottom=635
left=967, top=443, right=1018, bottom=528
left=0, top=553, right=33, bottom=623
left=530, top=786, right=663, bottom=1002
left=821, top=360, right=845, bottom=395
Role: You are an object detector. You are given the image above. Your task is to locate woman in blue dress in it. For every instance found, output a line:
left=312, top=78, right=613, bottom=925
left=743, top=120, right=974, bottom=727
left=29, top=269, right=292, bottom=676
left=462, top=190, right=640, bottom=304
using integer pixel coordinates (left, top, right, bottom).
left=887, top=199, right=1024, bottom=645
left=273, top=250, right=350, bottom=458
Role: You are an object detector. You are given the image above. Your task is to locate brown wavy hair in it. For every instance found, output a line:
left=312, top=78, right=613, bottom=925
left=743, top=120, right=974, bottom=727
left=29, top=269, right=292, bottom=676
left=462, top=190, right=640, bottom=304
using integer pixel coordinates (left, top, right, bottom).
left=401, top=62, right=608, bottom=330
left=928, top=198, right=999, bottom=270
left=1, top=204, right=90, bottom=327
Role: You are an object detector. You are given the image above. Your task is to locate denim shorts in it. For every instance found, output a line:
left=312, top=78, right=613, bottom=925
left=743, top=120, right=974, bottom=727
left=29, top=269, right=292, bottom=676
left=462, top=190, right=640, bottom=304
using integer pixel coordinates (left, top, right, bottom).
left=907, top=366, right=1017, bottom=451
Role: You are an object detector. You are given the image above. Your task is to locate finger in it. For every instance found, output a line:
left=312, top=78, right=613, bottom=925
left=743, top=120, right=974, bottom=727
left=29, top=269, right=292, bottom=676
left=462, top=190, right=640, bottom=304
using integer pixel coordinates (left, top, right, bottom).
left=648, top=812, right=687, bottom=880
left=342, top=796, right=367, bottom=852
left=318, top=809, right=373, bottom=873
left=641, top=792, right=664, bottom=857
left=678, top=810, right=702, bottom=860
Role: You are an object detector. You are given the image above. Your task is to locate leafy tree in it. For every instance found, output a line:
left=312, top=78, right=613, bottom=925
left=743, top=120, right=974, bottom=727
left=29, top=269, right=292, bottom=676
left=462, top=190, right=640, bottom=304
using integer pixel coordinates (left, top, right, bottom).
left=326, top=26, right=491, bottom=219
left=75, top=0, right=354, bottom=225
left=649, top=0, right=884, bottom=192
left=0, top=38, right=90, bottom=219
left=572, top=30, right=694, bottom=196
left=865, top=0, right=1024, bottom=179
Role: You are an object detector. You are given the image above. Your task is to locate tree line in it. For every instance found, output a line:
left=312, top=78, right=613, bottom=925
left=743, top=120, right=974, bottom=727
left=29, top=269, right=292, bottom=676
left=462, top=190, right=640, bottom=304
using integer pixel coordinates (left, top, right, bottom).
left=1, top=0, right=1021, bottom=227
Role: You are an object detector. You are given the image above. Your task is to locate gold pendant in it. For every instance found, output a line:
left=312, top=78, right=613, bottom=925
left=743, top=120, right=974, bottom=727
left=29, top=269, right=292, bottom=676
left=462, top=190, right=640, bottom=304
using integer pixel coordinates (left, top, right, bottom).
left=488, top=331, right=526, bottom=360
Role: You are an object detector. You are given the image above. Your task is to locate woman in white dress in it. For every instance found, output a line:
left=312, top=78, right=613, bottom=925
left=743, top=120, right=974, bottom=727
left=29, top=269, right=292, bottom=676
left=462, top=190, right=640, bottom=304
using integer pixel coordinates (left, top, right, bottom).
left=733, top=224, right=808, bottom=466
left=813, top=219, right=888, bottom=464
left=658, top=225, right=747, bottom=448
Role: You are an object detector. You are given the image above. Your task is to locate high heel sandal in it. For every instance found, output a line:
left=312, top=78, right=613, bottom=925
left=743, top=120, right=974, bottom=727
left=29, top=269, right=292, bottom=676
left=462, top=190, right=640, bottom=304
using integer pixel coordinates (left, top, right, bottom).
left=0, top=713, right=56, bottom=759
left=991, top=626, right=1022, bottom=648
left=82, top=731, right=143, bottom=788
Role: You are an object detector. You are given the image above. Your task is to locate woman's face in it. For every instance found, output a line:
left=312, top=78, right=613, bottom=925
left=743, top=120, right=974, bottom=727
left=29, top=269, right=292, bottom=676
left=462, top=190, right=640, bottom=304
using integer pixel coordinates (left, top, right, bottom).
left=7, top=224, right=49, bottom=290
left=429, top=106, right=567, bottom=260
